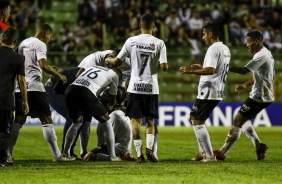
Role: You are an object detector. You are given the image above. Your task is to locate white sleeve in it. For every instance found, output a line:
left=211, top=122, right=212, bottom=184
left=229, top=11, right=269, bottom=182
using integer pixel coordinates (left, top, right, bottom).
left=117, top=39, right=130, bottom=62
left=108, top=70, right=119, bottom=95
left=245, top=52, right=266, bottom=72
left=159, top=41, right=167, bottom=64
left=36, top=42, right=47, bottom=60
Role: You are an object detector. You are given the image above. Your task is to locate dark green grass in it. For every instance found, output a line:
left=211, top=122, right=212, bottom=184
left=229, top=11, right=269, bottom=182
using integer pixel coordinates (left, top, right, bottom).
left=1, top=126, right=282, bottom=184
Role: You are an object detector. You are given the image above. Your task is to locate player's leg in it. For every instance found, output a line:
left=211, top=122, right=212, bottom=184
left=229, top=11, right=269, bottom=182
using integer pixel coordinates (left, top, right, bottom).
left=152, top=123, right=159, bottom=160
left=145, top=117, right=158, bottom=162
left=217, top=112, right=245, bottom=157
left=190, top=99, right=219, bottom=162
left=126, top=93, right=145, bottom=162
left=79, top=116, right=91, bottom=158
left=61, top=116, right=83, bottom=156
left=6, top=93, right=28, bottom=162
left=241, top=121, right=261, bottom=148
left=40, top=116, right=61, bottom=160
left=0, top=111, right=14, bottom=166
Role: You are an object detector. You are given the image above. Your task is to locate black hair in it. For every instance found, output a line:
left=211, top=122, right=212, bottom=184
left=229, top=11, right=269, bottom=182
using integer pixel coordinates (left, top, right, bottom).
left=37, top=23, right=53, bottom=34
left=203, top=22, right=220, bottom=39
left=1, top=27, right=18, bottom=45
left=246, top=30, right=263, bottom=41
left=0, top=0, right=9, bottom=10
left=140, top=13, right=155, bottom=29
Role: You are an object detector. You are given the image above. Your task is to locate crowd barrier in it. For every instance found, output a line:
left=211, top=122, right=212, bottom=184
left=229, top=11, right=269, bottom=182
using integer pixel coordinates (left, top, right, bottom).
left=25, top=102, right=281, bottom=126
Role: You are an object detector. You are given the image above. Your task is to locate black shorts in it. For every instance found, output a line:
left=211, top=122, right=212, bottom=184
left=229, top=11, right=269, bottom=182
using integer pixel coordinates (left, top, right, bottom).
left=65, top=85, right=108, bottom=120
left=0, top=110, right=14, bottom=134
left=239, top=98, right=272, bottom=119
left=126, top=93, right=158, bottom=119
left=190, top=98, right=220, bottom=121
left=15, top=92, right=51, bottom=118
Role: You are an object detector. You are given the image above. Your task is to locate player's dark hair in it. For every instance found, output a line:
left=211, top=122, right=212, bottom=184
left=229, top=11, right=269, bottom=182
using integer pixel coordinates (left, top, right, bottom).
left=203, top=22, right=220, bottom=39
left=140, top=13, right=155, bottom=29
left=37, top=23, right=53, bottom=34
left=246, top=30, right=263, bottom=41
left=1, top=27, right=18, bottom=45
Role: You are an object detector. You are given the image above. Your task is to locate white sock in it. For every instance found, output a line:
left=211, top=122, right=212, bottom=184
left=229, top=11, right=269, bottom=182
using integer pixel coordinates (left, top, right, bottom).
left=7, top=123, right=22, bottom=156
left=193, top=124, right=204, bottom=153
left=102, top=120, right=115, bottom=158
left=42, top=124, right=61, bottom=158
left=80, top=121, right=91, bottom=155
left=153, top=134, right=158, bottom=158
left=241, top=122, right=261, bottom=149
left=146, top=134, right=154, bottom=150
left=194, top=125, right=213, bottom=158
left=220, top=126, right=241, bottom=156
left=134, top=139, right=142, bottom=157
left=62, top=123, right=82, bottom=155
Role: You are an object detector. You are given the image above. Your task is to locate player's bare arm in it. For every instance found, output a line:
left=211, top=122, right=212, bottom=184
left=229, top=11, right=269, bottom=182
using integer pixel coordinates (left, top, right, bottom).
left=229, top=66, right=250, bottom=75
left=38, top=58, right=67, bottom=84
left=235, top=79, right=254, bottom=94
left=17, top=74, right=29, bottom=115
left=105, top=57, right=122, bottom=68
left=179, top=66, right=214, bottom=75
left=76, top=67, right=85, bottom=78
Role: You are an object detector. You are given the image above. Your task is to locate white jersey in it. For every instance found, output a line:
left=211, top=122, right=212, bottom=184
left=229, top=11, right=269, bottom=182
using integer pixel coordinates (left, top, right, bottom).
left=71, top=66, right=119, bottom=97
left=78, top=50, right=113, bottom=68
left=197, top=42, right=231, bottom=100
left=119, top=70, right=131, bottom=88
left=117, top=34, right=167, bottom=94
left=96, top=110, right=132, bottom=154
left=15, top=37, right=47, bottom=92
left=245, top=46, right=274, bottom=103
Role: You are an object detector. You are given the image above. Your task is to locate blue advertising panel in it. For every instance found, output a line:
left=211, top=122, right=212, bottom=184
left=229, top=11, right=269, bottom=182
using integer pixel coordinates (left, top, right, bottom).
left=25, top=102, right=281, bottom=126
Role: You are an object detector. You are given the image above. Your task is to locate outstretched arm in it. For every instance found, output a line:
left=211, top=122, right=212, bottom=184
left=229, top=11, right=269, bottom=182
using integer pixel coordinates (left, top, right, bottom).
left=105, top=57, right=122, bottom=68
left=179, top=65, right=214, bottom=75
left=229, top=66, right=250, bottom=75
left=38, top=58, right=67, bottom=84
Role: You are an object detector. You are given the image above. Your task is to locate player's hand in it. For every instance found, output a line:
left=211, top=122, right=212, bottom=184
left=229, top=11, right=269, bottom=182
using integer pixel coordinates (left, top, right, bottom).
left=22, top=101, right=29, bottom=115
left=179, top=66, right=193, bottom=74
left=235, top=84, right=246, bottom=94
left=59, top=74, right=67, bottom=85
left=191, top=64, right=202, bottom=69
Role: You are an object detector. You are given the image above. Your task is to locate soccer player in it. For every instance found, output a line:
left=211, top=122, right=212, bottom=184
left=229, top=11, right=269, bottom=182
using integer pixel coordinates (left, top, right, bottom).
left=45, top=67, right=91, bottom=159
left=60, top=66, right=122, bottom=161
left=213, top=30, right=274, bottom=160
left=45, top=50, right=119, bottom=159
left=7, top=24, right=68, bottom=163
left=0, top=0, right=10, bottom=33
left=179, top=22, right=231, bottom=162
left=0, top=28, right=29, bottom=166
left=83, top=87, right=136, bottom=162
left=105, top=13, right=168, bottom=163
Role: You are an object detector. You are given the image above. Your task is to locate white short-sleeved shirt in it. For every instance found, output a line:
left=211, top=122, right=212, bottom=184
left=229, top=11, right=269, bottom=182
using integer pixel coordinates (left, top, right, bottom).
left=78, top=50, right=113, bottom=68
left=197, top=42, right=231, bottom=100
left=111, top=110, right=132, bottom=154
left=96, top=110, right=132, bottom=154
left=117, top=34, right=167, bottom=95
left=71, top=66, right=119, bottom=97
left=245, top=46, right=275, bottom=103
left=15, top=37, right=47, bottom=92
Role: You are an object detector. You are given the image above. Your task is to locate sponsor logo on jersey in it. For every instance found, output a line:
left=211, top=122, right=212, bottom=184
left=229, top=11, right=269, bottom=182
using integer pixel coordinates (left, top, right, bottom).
left=136, top=43, right=156, bottom=51
left=74, top=79, right=90, bottom=86
left=134, top=83, right=153, bottom=92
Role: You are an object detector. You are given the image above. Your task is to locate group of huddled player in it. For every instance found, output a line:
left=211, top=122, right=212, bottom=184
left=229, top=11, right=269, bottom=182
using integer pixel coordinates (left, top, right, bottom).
left=0, top=5, right=274, bottom=167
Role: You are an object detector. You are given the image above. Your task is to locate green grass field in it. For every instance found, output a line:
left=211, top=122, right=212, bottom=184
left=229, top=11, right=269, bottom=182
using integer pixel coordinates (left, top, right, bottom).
left=1, top=126, right=282, bottom=184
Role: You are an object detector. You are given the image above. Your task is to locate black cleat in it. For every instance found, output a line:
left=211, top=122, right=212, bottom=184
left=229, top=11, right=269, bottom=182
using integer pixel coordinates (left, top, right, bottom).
left=146, top=148, right=158, bottom=163
left=136, top=154, right=146, bottom=163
